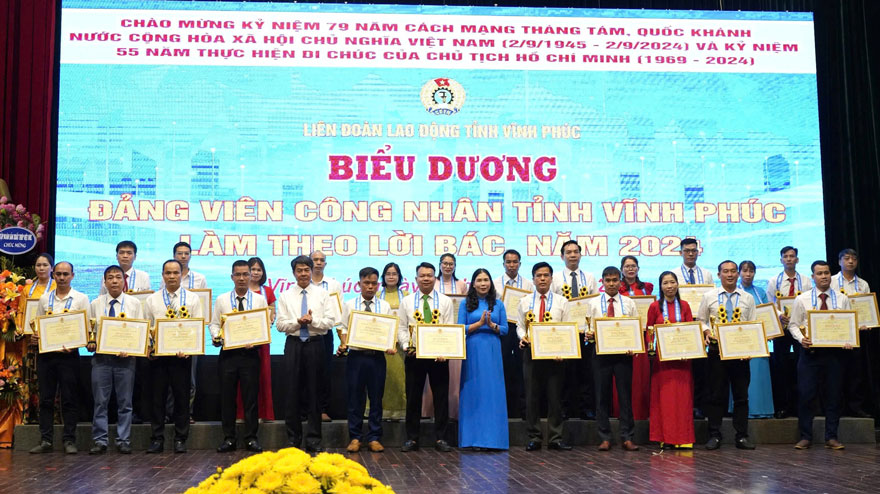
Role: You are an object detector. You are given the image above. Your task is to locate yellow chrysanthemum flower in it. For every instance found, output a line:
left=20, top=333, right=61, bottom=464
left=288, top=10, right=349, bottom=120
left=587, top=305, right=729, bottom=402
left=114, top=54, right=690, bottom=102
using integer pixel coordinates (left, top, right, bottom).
left=242, top=488, right=264, bottom=494
left=285, top=472, right=323, bottom=494
left=197, top=476, right=216, bottom=490
left=274, top=453, right=311, bottom=476
left=255, top=470, right=285, bottom=492
left=183, top=487, right=201, bottom=494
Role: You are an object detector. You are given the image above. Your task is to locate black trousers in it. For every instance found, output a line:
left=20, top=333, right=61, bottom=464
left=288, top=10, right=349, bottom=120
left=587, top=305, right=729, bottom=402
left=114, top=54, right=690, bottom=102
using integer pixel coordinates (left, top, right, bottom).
left=37, top=352, right=80, bottom=444
left=692, top=356, right=708, bottom=413
left=346, top=350, right=386, bottom=442
left=219, top=347, right=260, bottom=442
left=771, top=332, right=799, bottom=414
left=284, top=335, right=325, bottom=448
left=563, top=341, right=594, bottom=417
left=502, top=323, right=527, bottom=419
left=149, top=357, right=191, bottom=442
left=844, top=329, right=878, bottom=415
left=132, top=357, right=151, bottom=420
left=523, top=351, right=565, bottom=443
left=320, top=332, right=334, bottom=414
left=706, top=344, right=750, bottom=440
left=404, top=355, right=448, bottom=443
left=592, top=348, right=634, bottom=442
left=798, top=348, right=846, bottom=441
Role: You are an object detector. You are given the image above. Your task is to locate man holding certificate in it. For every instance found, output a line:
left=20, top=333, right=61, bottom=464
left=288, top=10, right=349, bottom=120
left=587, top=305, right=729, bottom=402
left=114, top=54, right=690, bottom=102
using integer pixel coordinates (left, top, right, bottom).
left=493, top=249, right=533, bottom=420
left=211, top=260, right=268, bottom=454
left=337, top=267, right=395, bottom=453
left=585, top=266, right=639, bottom=452
left=397, top=262, right=454, bottom=453
left=517, top=262, right=570, bottom=452
left=143, top=260, right=203, bottom=454
left=86, top=265, right=144, bottom=455
left=30, top=261, right=90, bottom=455
left=788, top=260, right=853, bottom=450
left=696, top=260, right=757, bottom=451
left=677, top=237, right=713, bottom=421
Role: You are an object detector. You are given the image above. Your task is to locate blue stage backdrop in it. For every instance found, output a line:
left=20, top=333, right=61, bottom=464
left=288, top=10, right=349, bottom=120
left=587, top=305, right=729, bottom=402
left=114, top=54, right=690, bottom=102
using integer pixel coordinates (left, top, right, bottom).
left=57, top=1, right=824, bottom=354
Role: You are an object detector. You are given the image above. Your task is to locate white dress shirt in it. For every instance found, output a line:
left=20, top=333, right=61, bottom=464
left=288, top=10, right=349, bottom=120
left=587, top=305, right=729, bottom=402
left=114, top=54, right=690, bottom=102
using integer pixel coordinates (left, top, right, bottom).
left=397, top=290, right=454, bottom=349
left=37, top=288, right=91, bottom=316
left=90, top=293, right=145, bottom=320
left=830, top=273, right=870, bottom=296
left=551, top=267, right=597, bottom=297
left=787, top=288, right=852, bottom=344
left=678, top=264, right=714, bottom=285
left=587, top=292, right=639, bottom=321
left=696, top=286, right=757, bottom=324
left=515, top=290, right=569, bottom=340
left=161, top=269, right=207, bottom=290
left=100, top=267, right=151, bottom=295
left=312, top=276, right=342, bottom=297
left=766, top=271, right=813, bottom=302
left=142, top=288, right=203, bottom=324
left=493, top=273, right=534, bottom=299
left=209, top=289, right=268, bottom=340
left=276, top=283, right=340, bottom=336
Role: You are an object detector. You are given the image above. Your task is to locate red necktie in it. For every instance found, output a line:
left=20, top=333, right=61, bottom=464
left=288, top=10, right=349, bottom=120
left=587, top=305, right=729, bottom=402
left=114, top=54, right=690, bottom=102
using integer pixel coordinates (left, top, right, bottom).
left=539, top=294, right=546, bottom=322
left=819, top=293, right=828, bottom=310
left=607, top=297, right=615, bottom=317
left=123, top=273, right=129, bottom=292
left=788, top=278, right=796, bottom=296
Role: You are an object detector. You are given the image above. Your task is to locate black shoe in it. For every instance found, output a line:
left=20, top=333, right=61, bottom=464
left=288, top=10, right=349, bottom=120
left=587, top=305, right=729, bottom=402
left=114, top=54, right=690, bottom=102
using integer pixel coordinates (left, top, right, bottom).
left=401, top=440, right=419, bottom=452
left=705, top=437, right=721, bottom=450
left=583, top=410, right=596, bottom=421
left=435, top=440, right=452, bottom=452
left=693, top=408, right=705, bottom=420
left=774, top=409, right=788, bottom=419
left=548, top=441, right=572, bottom=451
left=174, top=440, right=187, bottom=454
left=217, top=439, right=236, bottom=453
left=525, top=441, right=541, bottom=451
left=89, top=444, right=107, bottom=455
left=246, top=440, right=263, bottom=453
left=146, top=441, right=163, bottom=454
left=305, top=444, right=325, bottom=454
left=118, top=444, right=132, bottom=454
left=735, top=438, right=756, bottom=450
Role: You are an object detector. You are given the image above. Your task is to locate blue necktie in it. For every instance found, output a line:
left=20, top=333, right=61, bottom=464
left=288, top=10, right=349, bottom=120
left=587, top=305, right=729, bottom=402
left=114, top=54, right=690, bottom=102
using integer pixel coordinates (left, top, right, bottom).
left=109, top=299, right=117, bottom=317
left=688, top=268, right=696, bottom=284
left=726, top=293, right=734, bottom=316
left=299, top=289, right=309, bottom=341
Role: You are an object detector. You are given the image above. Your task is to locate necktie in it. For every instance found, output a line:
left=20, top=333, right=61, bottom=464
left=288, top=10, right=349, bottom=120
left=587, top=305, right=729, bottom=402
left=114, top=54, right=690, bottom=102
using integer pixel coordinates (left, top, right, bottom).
left=299, top=289, right=309, bottom=341
left=726, top=293, right=734, bottom=316
left=170, top=293, right=178, bottom=311
left=237, top=296, right=245, bottom=312
left=788, top=278, right=796, bottom=296
left=123, top=273, right=129, bottom=292
left=688, top=268, right=695, bottom=284
left=607, top=297, right=615, bottom=317
left=819, top=293, right=828, bottom=310
left=108, top=299, right=117, bottom=317
left=507, top=279, right=515, bottom=286
left=570, top=271, right=579, bottom=295
left=364, top=300, right=373, bottom=312
left=422, top=294, right=432, bottom=323
left=539, top=294, right=546, bottom=322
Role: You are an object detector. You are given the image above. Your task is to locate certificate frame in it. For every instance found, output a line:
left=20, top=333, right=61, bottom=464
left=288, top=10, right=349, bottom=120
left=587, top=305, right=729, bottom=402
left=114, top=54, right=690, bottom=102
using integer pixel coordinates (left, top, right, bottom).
left=566, top=293, right=599, bottom=332
left=593, top=317, right=645, bottom=355
left=716, top=321, right=770, bottom=360
left=415, top=324, right=466, bottom=360
left=154, top=318, right=206, bottom=356
left=96, top=317, right=151, bottom=357
left=35, top=310, right=89, bottom=353
left=222, top=307, right=271, bottom=350
left=329, top=292, right=343, bottom=315
left=22, top=298, right=41, bottom=335
left=127, top=290, right=155, bottom=304
left=630, top=295, right=657, bottom=331
left=528, top=322, right=581, bottom=360
left=678, top=284, right=715, bottom=314
left=501, top=286, right=532, bottom=324
left=755, top=303, right=785, bottom=340
left=189, top=288, right=212, bottom=324
left=447, top=294, right=467, bottom=322
left=346, top=310, right=399, bottom=352
left=655, top=321, right=707, bottom=361
left=848, top=293, right=880, bottom=329
left=807, top=310, right=859, bottom=348
left=776, top=296, right=797, bottom=316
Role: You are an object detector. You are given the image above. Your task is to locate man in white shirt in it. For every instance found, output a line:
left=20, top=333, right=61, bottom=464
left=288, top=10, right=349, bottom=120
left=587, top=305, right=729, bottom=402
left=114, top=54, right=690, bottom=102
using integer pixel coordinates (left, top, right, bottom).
left=211, top=260, right=268, bottom=454
left=586, top=266, right=639, bottom=452
left=788, top=260, right=853, bottom=450
left=517, top=262, right=570, bottom=452
left=678, top=237, right=713, bottom=420
left=310, top=250, right=343, bottom=422
left=29, top=261, right=90, bottom=455
left=397, top=262, right=454, bottom=453
left=337, top=267, right=395, bottom=453
left=696, top=260, right=757, bottom=451
left=494, top=249, right=533, bottom=420
left=276, top=255, right=340, bottom=453
left=100, top=240, right=151, bottom=295
left=143, top=260, right=202, bottom=454
left=86, top=265, right=144, bottom=455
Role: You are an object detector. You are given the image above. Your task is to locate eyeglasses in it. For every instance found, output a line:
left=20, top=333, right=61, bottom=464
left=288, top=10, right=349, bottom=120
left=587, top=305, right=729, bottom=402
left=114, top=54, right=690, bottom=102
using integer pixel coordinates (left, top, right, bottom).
left=440, top=262, right=455, bottom=267
left=681, top=249, right=698, bottom=254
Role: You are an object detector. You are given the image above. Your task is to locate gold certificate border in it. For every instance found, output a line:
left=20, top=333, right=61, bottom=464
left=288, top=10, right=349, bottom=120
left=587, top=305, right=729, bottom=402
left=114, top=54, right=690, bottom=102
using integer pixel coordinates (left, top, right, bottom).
left=594, top=317, right=645, bottom=355
left=346, top=310, right=399, bottom=352
left=849, top=293, right=880, bottom=328
left=716, top=321, right=769, bottom=360
left=154, top=318, right=206, bottom=356
left=35, top=310, right=89, bottom=353
left=630, top=295, right=657, bottom=331
left=222, top=307, right=271, bottom=350
left=655, top=321, right=707, bottom=361
left=415, top=324, right=466, bottom=360
left=755, top=303, right=784, bottom=340
left=189, top=288, right=212, bottom=325
left=806, top=310, right=859, bottom=348
left=566, top=293, right=599, bottom=332
left=528, top=322, right=581, bottom=360
left=22, top=298, right=41, bottom=335
left=776, top=295, right=796, bottom=314
left=329, top=292, right=343, bottom=315
left=97, top=316, right=150, bottom=357
left=127, top=290, right=155, bottom=304
left=501, top=285, right=532, bottom=324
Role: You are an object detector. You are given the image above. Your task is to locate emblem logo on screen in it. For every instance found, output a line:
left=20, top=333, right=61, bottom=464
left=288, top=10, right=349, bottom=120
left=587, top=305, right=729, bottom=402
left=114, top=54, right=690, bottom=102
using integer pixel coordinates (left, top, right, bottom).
left=421, top=78, right=465, bottom=115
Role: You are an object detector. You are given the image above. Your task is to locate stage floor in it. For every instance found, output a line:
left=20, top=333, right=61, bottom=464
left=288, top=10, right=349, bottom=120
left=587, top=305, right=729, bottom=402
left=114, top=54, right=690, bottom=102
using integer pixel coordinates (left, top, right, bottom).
left=1, top=443, right=879, bottom=494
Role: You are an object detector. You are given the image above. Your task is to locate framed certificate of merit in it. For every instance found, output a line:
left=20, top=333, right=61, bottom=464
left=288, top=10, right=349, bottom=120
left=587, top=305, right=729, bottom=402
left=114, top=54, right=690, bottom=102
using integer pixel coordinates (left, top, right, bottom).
left=566, top=294, right=598, bottom=332
left=755, top=303, right=784, bottom=339
left=35, top=310, right=89, bottom=353
left=807, top=310, right=859, bottom=348
left=678, top=285, right=714, bottom=314
left=415, top=324, right=466, bottom=360
left=776, top=296, right=796, bottom=316
left=447, top=294, right=466, bottom=322
left=127, top=290, right=154, bottom=304
left=848, top=293, right=879, bottom=328
left=716, top=321, right=770, bottom=360
left=23, top=298, right=41, bottom=335
left=529, top=322, right=581, bottom=360
left=655, top=322, right=707, bottom=361
left=189, top=288, right=212, bottom=325
left=501, top=286, right=531, bottom=324
left=97, top=317, right=151, bottom=357
left=630, top=295, right=656, bottom=331
left=222, top=308, right=271, bottom=350
left=346, top=310, right=399, bottom=351
left=594, top=317, right=645, bottom=355
left=154, top=318, right=205, bottom=356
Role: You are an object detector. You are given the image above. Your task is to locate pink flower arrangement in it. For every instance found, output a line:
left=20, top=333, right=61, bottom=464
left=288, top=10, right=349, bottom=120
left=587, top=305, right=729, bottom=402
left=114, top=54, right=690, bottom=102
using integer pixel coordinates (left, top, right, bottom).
left=0, top=197, right=42, bottom=240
